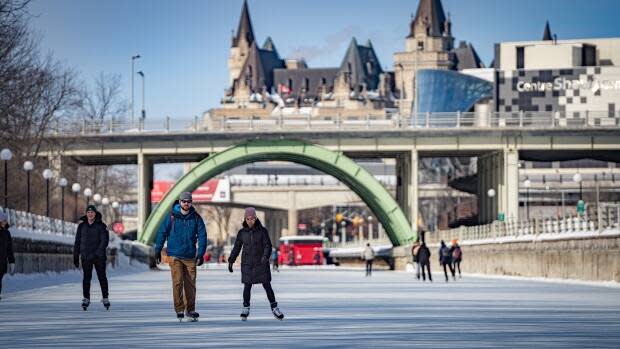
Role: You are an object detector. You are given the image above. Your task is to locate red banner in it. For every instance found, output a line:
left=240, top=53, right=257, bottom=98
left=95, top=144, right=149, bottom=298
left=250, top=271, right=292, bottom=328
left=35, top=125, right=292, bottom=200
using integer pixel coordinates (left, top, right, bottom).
left=151, top=179, right=230, bottom=203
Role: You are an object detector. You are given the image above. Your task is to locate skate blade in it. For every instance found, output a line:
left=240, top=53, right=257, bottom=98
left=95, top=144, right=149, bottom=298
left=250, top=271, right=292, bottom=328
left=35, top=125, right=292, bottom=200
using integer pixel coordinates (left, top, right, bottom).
left=241, top=316, right=248, bottom=321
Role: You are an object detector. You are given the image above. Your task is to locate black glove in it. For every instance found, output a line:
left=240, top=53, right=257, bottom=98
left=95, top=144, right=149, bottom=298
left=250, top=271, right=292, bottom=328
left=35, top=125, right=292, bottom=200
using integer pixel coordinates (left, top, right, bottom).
left=73, top=258, right=79, bottom=268
left=261, top=256, right=268, bottom=265
left=155, top=250, right=162, bottom=264
left=196, top=256, right=204, bottom=266
left=228, top=262, right=233, bottom=273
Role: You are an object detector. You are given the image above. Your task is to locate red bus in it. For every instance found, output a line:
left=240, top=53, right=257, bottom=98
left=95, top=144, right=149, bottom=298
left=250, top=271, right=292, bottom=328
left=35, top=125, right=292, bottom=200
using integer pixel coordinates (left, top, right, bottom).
left=278, top=235, right=326, bottom=266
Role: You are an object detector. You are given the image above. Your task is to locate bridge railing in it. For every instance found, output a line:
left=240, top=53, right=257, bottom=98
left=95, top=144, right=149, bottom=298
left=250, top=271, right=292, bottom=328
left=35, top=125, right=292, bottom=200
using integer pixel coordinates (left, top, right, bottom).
left=45, top=110, right=620, bottom=136
left=426, top=204, right=620, bottom=245
left=0, top=206, right=78, bottom=238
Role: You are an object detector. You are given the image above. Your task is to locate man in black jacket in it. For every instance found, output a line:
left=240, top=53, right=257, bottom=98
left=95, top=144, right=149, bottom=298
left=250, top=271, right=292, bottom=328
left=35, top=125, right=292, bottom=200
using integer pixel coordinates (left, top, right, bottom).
left=73, top=205, right=110, bottom=310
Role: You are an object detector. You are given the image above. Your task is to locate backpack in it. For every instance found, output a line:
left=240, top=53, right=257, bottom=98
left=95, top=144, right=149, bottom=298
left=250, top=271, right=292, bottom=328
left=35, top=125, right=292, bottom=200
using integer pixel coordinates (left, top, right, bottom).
left=452, top=247, right=462, bottom=260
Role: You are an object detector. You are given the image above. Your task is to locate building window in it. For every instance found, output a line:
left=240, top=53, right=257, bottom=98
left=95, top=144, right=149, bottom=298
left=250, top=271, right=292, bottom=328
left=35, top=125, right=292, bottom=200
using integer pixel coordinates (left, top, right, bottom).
left=582, top=44, right=596, bottom=66
left=516, top=47, right=525, bottom=69
left=288, top=78, right=293, bottom=91
left=417, top=41, right=424, bottom=50
left=321, top=77, right=327, bottom=86
left=304, top=78, right=309, bottom=91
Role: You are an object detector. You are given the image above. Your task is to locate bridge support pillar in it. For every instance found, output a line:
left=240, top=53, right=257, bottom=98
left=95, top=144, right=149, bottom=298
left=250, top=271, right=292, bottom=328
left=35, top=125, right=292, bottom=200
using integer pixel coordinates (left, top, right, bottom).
left=396, top=149, right=418, bottom=232
left=478, top=148, right=519, bottom=223
left=287, top=190, right=297, bottom=236
left=137, top=153, right=153, bottom=240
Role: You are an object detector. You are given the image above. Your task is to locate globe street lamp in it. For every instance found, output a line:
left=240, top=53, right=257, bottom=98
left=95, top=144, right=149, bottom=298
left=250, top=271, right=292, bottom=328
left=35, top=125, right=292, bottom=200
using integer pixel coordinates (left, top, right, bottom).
left=59, top=178, right=68, bottom=221
left=1, top=148, right=13, bottom=208
left=111, top=201, right=119, bottom=222
left=573, top=173, right=582, bottom=200
left=23, top=161, right=34, bottom=212
left=72, top=183, right=81, bottom=221
left=523, top=179, right=531, bottom=221
left=42, top=169, right=53, bottom=216
left=83, top=188, right=93, bottom=206
left=93, top=193, right=102, bottom=204
left=488, top=188, right=496, bottom=222
left=101, top=197, right=109, bottom=219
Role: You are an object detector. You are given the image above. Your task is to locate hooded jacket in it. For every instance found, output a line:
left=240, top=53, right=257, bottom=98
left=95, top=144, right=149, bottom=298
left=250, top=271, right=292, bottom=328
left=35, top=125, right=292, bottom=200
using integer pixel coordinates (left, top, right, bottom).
left=155, top=202, right=207, bottom=260
left=228, top=218, right=272, bottom=284
left=73, top=211, right=109, bottom=263
left=0, top=223, right=15, bottom=275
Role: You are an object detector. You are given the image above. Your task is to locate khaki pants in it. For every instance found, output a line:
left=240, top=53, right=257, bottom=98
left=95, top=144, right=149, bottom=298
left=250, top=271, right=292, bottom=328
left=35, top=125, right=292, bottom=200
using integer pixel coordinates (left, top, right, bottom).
left=170, top=257, right=197, bottom=313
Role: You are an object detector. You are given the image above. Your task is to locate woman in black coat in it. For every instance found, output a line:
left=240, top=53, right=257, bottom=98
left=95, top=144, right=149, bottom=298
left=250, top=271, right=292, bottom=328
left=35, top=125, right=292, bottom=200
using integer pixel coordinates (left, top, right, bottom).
left=228, top=207, right=284, bottom=321
left=0, top=212, right=16, bottom=299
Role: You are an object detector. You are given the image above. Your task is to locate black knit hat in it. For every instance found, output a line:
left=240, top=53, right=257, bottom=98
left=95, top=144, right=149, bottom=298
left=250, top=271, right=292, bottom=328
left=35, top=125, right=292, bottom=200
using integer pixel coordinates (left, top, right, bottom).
left=85, top=205, right=97, bottom=213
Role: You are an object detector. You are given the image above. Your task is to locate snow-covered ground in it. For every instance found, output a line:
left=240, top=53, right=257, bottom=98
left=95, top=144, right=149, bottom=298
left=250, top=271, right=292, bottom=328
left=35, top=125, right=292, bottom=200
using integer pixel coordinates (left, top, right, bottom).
left=1, top=266, right=620, bottom=348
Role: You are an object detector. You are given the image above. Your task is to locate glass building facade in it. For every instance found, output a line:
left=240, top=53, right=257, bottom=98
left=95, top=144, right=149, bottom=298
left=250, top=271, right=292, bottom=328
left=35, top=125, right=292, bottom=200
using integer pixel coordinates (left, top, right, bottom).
left=415, top=69, right=493, bottom=113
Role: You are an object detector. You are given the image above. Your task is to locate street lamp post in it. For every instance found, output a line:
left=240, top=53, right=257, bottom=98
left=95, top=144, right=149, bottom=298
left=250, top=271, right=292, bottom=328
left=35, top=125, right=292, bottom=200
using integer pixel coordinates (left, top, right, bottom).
left=72, top=183, right=81, bottom=221
left=83, top=188, right=93, bottom=206
left=23, top=161, right=33, bottom=212
left=1, top=148, right=13, bottom=208
left=137, top=71, right=145, bottom=120
left=101, top=197, right=109, bottom=219
left=112, top=201, right=119, bottom=222
left=523, top=179, right=531, bottom=221
left=320, top=222, right=325, bottom=237
left=59, top=178, right=68, bottom=221
left=368, top=216, right=374, bottom=240
left=340, top=221, right=346, bottom=246
left=131, top=54, right=141, bottom=124
left=573, top=173, right=583, bottom=200
left=488, top=188, right=496, bottom=222
left=42, top=169, right=53, bottom=216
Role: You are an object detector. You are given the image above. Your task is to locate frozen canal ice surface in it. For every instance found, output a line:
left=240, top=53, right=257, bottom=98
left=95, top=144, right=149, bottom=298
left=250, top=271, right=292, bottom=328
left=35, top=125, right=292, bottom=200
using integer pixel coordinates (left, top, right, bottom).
left=1, top=266, right=619, bottom=348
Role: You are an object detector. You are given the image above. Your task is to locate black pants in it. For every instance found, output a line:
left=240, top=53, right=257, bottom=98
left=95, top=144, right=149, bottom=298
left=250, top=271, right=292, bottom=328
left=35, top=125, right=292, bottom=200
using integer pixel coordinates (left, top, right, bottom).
left=442, top=262, right=455, bottom=281
left=0, top=272, right=4, bottom=295
left=82, top=257, right=109, bottom=299
left=365, top=260, right=373, bottom=276
left=272, top=261, right=279, bottom=272
left=243, top=282, right=276, bottom=308
left=453, top=260, right=461, bottom=276
left=421, top=263, right=432, bottom=281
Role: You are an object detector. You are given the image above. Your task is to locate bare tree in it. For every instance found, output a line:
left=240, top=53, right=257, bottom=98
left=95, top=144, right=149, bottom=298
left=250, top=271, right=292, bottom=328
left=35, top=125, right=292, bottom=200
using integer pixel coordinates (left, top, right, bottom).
left=203, top=204, right=234, bottom=245
left=78, top=72, right=127, bottom=124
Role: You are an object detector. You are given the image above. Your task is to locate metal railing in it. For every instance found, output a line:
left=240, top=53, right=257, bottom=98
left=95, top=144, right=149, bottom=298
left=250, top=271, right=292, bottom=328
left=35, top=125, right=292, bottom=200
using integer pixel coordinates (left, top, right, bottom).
left=0, top=206, right=78, bottom=238
left=426, top=205, right=620, bottom=245
left=44, top=110, right=620, bottom=136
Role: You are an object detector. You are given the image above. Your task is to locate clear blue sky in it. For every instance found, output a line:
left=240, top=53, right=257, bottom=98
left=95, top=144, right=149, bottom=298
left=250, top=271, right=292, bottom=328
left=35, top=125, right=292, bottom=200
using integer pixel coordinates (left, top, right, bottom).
left=29, top=0, right=620, bottom=121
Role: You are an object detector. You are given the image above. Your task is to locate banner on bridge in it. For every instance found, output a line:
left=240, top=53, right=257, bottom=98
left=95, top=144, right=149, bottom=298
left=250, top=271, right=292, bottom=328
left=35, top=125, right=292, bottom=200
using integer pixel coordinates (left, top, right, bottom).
left=151, top=178, right=230, bottom=203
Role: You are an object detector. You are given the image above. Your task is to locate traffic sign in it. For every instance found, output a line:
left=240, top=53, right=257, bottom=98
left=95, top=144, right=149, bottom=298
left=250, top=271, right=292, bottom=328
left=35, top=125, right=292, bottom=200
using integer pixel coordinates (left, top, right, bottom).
left=112, top=222, right=125, bottom=235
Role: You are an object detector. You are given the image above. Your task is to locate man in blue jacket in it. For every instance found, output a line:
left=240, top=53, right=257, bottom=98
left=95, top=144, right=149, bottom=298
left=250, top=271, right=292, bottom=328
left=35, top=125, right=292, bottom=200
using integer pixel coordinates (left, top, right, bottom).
left=155, top=191, right=207, bottom=322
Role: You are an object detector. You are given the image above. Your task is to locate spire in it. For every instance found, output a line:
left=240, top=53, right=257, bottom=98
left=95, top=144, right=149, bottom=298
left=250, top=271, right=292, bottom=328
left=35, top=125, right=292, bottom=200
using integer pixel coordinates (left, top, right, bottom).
left=233, top=0, right=255, bottom=47
left=409, top=0, right=448, bottom=38
left=542, top=20, right=553, bottom=41
left=262, top=37, right=277, bottom=52
left=366, top=39, right=373, bottom=48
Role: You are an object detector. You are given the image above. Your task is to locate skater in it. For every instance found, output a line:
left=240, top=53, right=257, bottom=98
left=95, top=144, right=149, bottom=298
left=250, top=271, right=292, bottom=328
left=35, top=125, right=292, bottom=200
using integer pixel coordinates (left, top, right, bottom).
left=362, top=243, right=375, bottom=276
left=271, top=247, right=279, bottom=272
left=411, top=238, right=421, bottom=279
left=73, top=205, right=110, bottom=310
left=438, top=240, right=456, bottom=282
left=0, top=211, right=16, bottom=300
left=313, top=249, right=321, bottom=265
left=154, top=192, right=207, bottom=322
left=418, top=242, right=432, bottom=282
left=452, top=240, right=462, bottom=278
left=228, top=207, right=284, bottom=321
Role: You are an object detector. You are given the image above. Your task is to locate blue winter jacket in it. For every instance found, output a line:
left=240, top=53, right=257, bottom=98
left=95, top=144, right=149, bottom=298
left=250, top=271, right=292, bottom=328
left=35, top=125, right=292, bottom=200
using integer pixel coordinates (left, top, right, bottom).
left=155, top=203, right=207, bottom=259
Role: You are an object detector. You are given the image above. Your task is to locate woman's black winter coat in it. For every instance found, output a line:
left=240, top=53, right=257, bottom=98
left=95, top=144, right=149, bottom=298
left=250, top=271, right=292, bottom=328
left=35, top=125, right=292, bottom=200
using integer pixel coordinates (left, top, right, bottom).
left=73, top=212, right=109, bottom=265
left=0, top=224, right=15, bottom=276
left=228, top=218, right=272, bottom=284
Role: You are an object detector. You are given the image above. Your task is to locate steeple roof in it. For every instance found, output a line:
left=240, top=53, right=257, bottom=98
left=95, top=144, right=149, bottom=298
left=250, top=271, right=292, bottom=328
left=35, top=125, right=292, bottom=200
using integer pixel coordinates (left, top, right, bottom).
left=232, top=0, right=255, bottom=47
left=542, top=20, right=553, bottom=41
left=452, top=41, right=484, bottom=70
left=409, top=0, right=448, bottom=38
left=262, top=36, right=279, bottom=57
left=339, top=38, right=384, bottom=90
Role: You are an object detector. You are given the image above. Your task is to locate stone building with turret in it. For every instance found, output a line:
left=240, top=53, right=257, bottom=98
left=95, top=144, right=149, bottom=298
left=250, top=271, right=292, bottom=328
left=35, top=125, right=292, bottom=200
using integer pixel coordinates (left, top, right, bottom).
left=205, top=0, right=484, bottom=127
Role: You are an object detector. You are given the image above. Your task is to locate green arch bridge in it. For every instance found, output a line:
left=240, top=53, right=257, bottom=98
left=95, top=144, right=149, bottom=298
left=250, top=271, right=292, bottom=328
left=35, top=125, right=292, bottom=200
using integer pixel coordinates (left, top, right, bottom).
left=138, top=139, right=416, bottom=247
